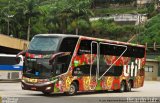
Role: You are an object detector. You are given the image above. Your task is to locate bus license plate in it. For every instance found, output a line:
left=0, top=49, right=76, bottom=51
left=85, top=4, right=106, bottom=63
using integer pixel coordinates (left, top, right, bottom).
left=31, top=87, right=37, bottom=90
left=29, top=79, right=38, bottom=83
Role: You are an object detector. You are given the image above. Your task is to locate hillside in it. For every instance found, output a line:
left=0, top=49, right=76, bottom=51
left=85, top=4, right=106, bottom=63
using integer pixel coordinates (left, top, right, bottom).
left=137, top=14, right=160, bottom=44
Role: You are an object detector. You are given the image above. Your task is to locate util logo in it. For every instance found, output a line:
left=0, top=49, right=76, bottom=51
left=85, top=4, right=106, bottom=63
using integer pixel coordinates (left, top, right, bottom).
left=124, top=59, right=141, bottom=77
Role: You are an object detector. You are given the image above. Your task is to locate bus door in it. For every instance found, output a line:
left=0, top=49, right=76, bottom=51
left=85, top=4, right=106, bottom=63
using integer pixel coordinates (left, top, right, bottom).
left=89, top=41, right=99, bottom=90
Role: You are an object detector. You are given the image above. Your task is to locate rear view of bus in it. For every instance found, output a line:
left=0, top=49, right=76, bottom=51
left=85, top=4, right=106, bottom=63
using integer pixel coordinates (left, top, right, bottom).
left=0, top=54, right=23, bottom=80
left=21, top=34, right=146, bottom=95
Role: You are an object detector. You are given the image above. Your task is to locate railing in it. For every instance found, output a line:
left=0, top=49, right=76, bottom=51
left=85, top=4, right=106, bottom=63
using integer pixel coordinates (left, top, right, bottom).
left=145, top=42, right=160, bottom=51
left=114, top=15, right=138, bottom=21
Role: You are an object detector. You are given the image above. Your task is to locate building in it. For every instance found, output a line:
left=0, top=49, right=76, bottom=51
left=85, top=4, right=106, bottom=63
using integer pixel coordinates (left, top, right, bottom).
left=145, top=59, right=160, bottom=81
left=137, top=0, right=153, bottom=5
left=113, top=14, right=147, bottom=25
left=145, top=43, right=160, bottom=81
left=0, top=34, right=29, bottom=54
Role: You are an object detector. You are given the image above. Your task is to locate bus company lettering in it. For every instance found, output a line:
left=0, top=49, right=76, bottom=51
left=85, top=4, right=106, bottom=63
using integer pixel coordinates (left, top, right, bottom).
left=124, top=59, right=141, bottom=77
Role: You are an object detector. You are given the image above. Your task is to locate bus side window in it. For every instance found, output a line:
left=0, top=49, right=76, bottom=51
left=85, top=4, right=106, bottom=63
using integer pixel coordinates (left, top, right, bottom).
left=100, top=44, right=126, bottom=56
left=100, top=43, right=145, bottom=58
left=124, top=46, right=145, bottom=58
left=0, top=57, right=21, bottom=65
left=72, top=65, right=96, bottom=76
left=53, top=55, right=71, bottom=75
left=59, top=37, right=78, bottom=53
left=78, top=40, right=98, bottom=55
left=99, top=44, right=125, bottom=76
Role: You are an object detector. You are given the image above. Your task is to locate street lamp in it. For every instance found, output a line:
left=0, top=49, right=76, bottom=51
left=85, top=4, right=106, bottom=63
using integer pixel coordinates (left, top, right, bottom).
left=7, top=14, right=14, bottom=35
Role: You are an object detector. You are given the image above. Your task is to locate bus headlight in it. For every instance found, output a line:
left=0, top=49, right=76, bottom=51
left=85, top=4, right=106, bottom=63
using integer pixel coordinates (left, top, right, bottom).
left=45, top=86, right=51, bottom=90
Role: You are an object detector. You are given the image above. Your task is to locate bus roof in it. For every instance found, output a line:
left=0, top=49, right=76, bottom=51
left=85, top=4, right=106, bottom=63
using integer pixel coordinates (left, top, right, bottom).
left=0, top=54, right=17, bottom=57
left=35, top=34, right=79, bottom=38
left=35, top=34, right=145, bottom=48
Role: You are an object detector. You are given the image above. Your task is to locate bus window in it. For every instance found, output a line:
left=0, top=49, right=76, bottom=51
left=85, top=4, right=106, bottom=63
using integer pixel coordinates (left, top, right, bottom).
left=100, top=44, right=126, bottom=56
left=124, top=46, right=145, bottom=58
left=99, top=65, right=123, bottom=76
left=53, top=55, right=71, bottom=76
left=99, top=55, right=123, bottom=76
left=0, top=57, right=21, bottom=65
left=72, top=65, right=96, bottom=76
left=99, top=43, right=125, bottom=77
left=78, top=40, right=97, bottom=55
left=59, top=37, right=78, bottom=53
left=100, top=43, right=145, bottom=58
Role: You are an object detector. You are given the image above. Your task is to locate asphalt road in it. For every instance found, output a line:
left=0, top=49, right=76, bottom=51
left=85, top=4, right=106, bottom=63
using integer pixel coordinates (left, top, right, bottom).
left=0, top=81, right=160, bottom=103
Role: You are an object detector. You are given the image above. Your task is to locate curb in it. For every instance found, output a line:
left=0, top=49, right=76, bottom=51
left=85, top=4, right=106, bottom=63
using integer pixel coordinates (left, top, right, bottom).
left=0, top=79, right=21, bottom=83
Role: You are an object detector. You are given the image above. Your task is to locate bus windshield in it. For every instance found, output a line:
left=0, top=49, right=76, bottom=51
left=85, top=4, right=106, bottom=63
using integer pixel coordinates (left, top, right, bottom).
left=23, top=54, right=71, bottom=79
left=28, top=36, right=60, bottom=52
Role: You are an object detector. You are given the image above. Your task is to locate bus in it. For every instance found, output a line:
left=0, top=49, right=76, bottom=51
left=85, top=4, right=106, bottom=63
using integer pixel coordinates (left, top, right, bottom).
left=20, top=34, right=146, bottom=95
left=0, top=54, right=23, bottom=80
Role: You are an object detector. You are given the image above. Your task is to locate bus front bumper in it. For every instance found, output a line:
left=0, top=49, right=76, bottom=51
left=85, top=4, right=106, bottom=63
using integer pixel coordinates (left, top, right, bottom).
left=21, top=80, right=54, bottom=93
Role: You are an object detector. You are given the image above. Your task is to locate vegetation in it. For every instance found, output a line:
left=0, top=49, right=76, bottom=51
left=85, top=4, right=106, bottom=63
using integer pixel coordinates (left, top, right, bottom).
left=0, top=0, right=158, bottom=43
left=136, top=14, right=160, bottom=45
left=0, top=0, right=93, bottom=40
left=93, top=7, right=147, bottom=16
left=90, top=19, right=141, bottom=41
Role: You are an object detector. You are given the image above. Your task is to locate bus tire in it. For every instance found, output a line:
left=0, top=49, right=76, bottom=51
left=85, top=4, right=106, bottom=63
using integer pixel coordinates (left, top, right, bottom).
left=118, top=81, right=126, bottom=93
left=66, top=82, right=78, bottom=96
left=126, top=81, right=132, bottom=92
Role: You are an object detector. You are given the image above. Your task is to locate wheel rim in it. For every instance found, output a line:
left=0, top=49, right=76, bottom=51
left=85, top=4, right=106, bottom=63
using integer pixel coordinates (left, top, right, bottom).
left=128, top=82, right=131, bottom=91
left=69, top=85, right=75, bottom=94
left=120, top=82, right=125, bottom=92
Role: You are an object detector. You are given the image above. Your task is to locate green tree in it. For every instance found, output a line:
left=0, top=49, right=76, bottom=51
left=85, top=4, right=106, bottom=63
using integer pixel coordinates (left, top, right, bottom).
left=69, top=0, right=93, bottom=35
left=46, top=0, right=93, bottom=35
left=0, top=0, right=17, bottom=35
left=15, top=0, right=50, bottom=40
left=137, top=14, right=160, bottom=44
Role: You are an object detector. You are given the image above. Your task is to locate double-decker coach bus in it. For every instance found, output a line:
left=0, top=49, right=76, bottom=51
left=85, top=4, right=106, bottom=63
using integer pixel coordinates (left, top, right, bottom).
left=19, top=34, right=146, bottom=95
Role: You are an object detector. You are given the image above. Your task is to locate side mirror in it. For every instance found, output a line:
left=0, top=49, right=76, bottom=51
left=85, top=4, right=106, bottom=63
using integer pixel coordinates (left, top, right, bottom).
left=16, top=50, right=26, bottom=63
left=49, top=52, right=71, bottom=65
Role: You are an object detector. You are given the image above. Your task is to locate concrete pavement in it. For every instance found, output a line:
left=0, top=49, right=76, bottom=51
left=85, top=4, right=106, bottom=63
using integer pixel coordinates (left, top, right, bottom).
left=0, top=81, right=160, bottom=103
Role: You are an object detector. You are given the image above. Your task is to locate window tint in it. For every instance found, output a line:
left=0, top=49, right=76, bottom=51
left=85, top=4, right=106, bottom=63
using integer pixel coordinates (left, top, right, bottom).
left=100, top=44, right=126, bottom=56
left=99, top=65, right=123, bottom=76
left=100, top=44, right=145, bottom=58
left=0, top=57, right=20, bottom=65
left=53, top=55, right=71, bottom=76
left=99, top=55, right=123, bottom=76
left=124, top=46, right=145, bottom=58
left=72, top=65, right=96, bottom=76
left=59, top=37, right=78, bottom=53
left=78, top=41, right=145, bottom=58
left=78, top=40, right=97, bottom=55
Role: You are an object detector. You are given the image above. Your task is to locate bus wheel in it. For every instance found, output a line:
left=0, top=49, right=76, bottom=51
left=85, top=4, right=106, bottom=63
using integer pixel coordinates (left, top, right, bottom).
left=66, top=82, right=77, bottom=96
left=119, top=81, right=126, bottom=92
left=126, top=81, right=132, bottom=92
left=42, top=91, right=51, bottom=95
